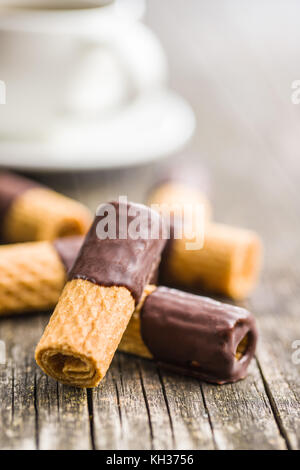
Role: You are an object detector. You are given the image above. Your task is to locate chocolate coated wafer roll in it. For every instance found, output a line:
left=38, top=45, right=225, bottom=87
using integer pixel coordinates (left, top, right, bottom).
left=161, top=223, right=262, bottom=300
left=0, top=236, right=83, bottom=316
left=0, top=171, right=92, bottom=242
left=119, top=286, right=258, bottom=384
left=35, top=201, right=166, bottom=388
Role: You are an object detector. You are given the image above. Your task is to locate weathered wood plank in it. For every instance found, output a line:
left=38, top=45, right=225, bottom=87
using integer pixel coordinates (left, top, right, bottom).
left=0, top=312, right=92, bottom=450
left=250, top=272, right=300, bottom=450
left=159, top=368, right=215, bottom=450
left=0, top=357, right=37, bottom=450
left=137, top=358, right=175, bottom=449
left=0, top=314, right=42, bottom=449
left=202, top=361, right=286, bottom=449
left=0, top=359, right=14, bottom=448
left=92, top=354, right=177, bottom=450
left=1, top=0, right=300, bottom=450
left=91, top=355, right=123, bottom=450
left=93, top=353, right=153, bottom=450
left=36, top=371, right=92, bottom=450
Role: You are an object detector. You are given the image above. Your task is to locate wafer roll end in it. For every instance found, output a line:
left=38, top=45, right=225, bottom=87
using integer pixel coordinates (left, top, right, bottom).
left=226, top=229, right=262, bottom=299
left=35, top=279, right=135, bottom=388
left=167, top=224, right=263, bottom=300
left=148, top=182, right=212, bottom=223
left=0, top=241, right=67, bottom=316
left=3, top=187, right=92, bottom=242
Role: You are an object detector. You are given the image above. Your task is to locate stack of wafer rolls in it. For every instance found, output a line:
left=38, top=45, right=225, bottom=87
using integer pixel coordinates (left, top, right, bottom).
left=0, top=171, right=92, bottom=242
left=0, top=236, right=83, bottom=316
left=35, top=201, right=166, bottom=388
left=119, top=286, right=258, bottom=384
left=148, top=176, right=262, bottom=300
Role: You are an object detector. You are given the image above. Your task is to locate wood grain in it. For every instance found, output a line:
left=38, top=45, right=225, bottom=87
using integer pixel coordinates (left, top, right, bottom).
left=0, top=0, right=300, bottom=450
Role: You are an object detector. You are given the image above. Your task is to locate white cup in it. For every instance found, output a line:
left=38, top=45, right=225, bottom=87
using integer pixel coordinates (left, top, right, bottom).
left=0, top=4, right=167, bottom=138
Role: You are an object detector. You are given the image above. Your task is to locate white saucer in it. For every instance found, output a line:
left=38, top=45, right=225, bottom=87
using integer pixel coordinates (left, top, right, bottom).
left=0, top=89, right=195, bottom=172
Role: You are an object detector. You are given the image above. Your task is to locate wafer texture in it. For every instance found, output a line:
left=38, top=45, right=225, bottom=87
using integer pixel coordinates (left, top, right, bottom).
left=2, top=187, right=92, bottom=242
left=118, top=311, right=152, bottom=359
left=166, top=223, right=262, bottom=299
left=35, top=279, right=136, bottom=388
left=119, top=284, right=156, bottom=359
left=0, top=241, right=66, bottom=315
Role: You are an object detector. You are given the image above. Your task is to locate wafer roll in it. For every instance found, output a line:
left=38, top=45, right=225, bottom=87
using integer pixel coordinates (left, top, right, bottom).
left=147, top=173, right=262, bottom=299
left=35, top=201, right=166, bottom=388
left=0, top=171, right=92, bottom=242
left=148, top=181, right=212, bottom=224
left=148, top=160, right=212, bottom=221
left=0, top=236, right=83, bottom=316
left=161, top=223, right=262, bottom=300
left=119, top=286, right=258, bottom=384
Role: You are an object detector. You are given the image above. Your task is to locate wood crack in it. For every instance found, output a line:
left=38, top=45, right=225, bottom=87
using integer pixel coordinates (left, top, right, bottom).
left=33, top=370, right=40, bottom=450
left=138, top=362, right=154, bottom=449
left=157, top=367, right=175, bottom=447
left=199, top=383, right=217, bottom=449
left=87, top=389, right=95, bottom=450
left=256, top=357, right=292, bottom=450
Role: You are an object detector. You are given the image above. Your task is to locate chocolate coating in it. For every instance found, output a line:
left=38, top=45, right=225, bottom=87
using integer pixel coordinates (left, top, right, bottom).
left=140, top=287, right=257, bottom=384
left=53, top=236, right=84, bottom=273
left=69, top=201, right=166, bottom=305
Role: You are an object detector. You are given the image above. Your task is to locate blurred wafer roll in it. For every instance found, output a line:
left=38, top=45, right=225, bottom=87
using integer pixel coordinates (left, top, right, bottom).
left=0, top=236, right=83, bottom=316
left=119, top=286, right=258, bottom=384
left=148, top=161, right=212, bottom=222
left=0, top=171, right=92, bottom=242
left=35, top=201, right=166, bottom=388
left=147, top=169, right=262, bottom=299
left=161, top=223, right=262, bottom=300
left=148, top=181, right=212, bottom=224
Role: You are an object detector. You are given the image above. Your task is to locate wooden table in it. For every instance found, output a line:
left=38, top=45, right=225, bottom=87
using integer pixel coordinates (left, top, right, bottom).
left=0, top=0, right=299, bottom=450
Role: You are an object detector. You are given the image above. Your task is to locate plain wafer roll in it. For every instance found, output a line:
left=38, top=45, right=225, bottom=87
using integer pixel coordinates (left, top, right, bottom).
left=0, top=237, right=83, bottom=316
left=162, top=223, right=262, bottom=300
left=148, top=181, right=212, bottom=224
left=147, top=175, right=262, bottom=299
left=0, top=171, right=92, bottom=242
left=35, top=201, right=166, bottom=388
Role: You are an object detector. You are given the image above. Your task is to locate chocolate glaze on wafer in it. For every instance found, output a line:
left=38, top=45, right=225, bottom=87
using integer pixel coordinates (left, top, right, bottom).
left=140, top=286, right=257, bottom=384
left=69, top=201, right=166, bottom=304
left=53, top=236, right=83, bottom=273
left=0, top=172, right=40, bottom=224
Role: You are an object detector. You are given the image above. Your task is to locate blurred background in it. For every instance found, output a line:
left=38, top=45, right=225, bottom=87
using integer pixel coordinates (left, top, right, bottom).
left=0, top=0, right=300, bottom=267
left=1, top=3, right=300, bottom=451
